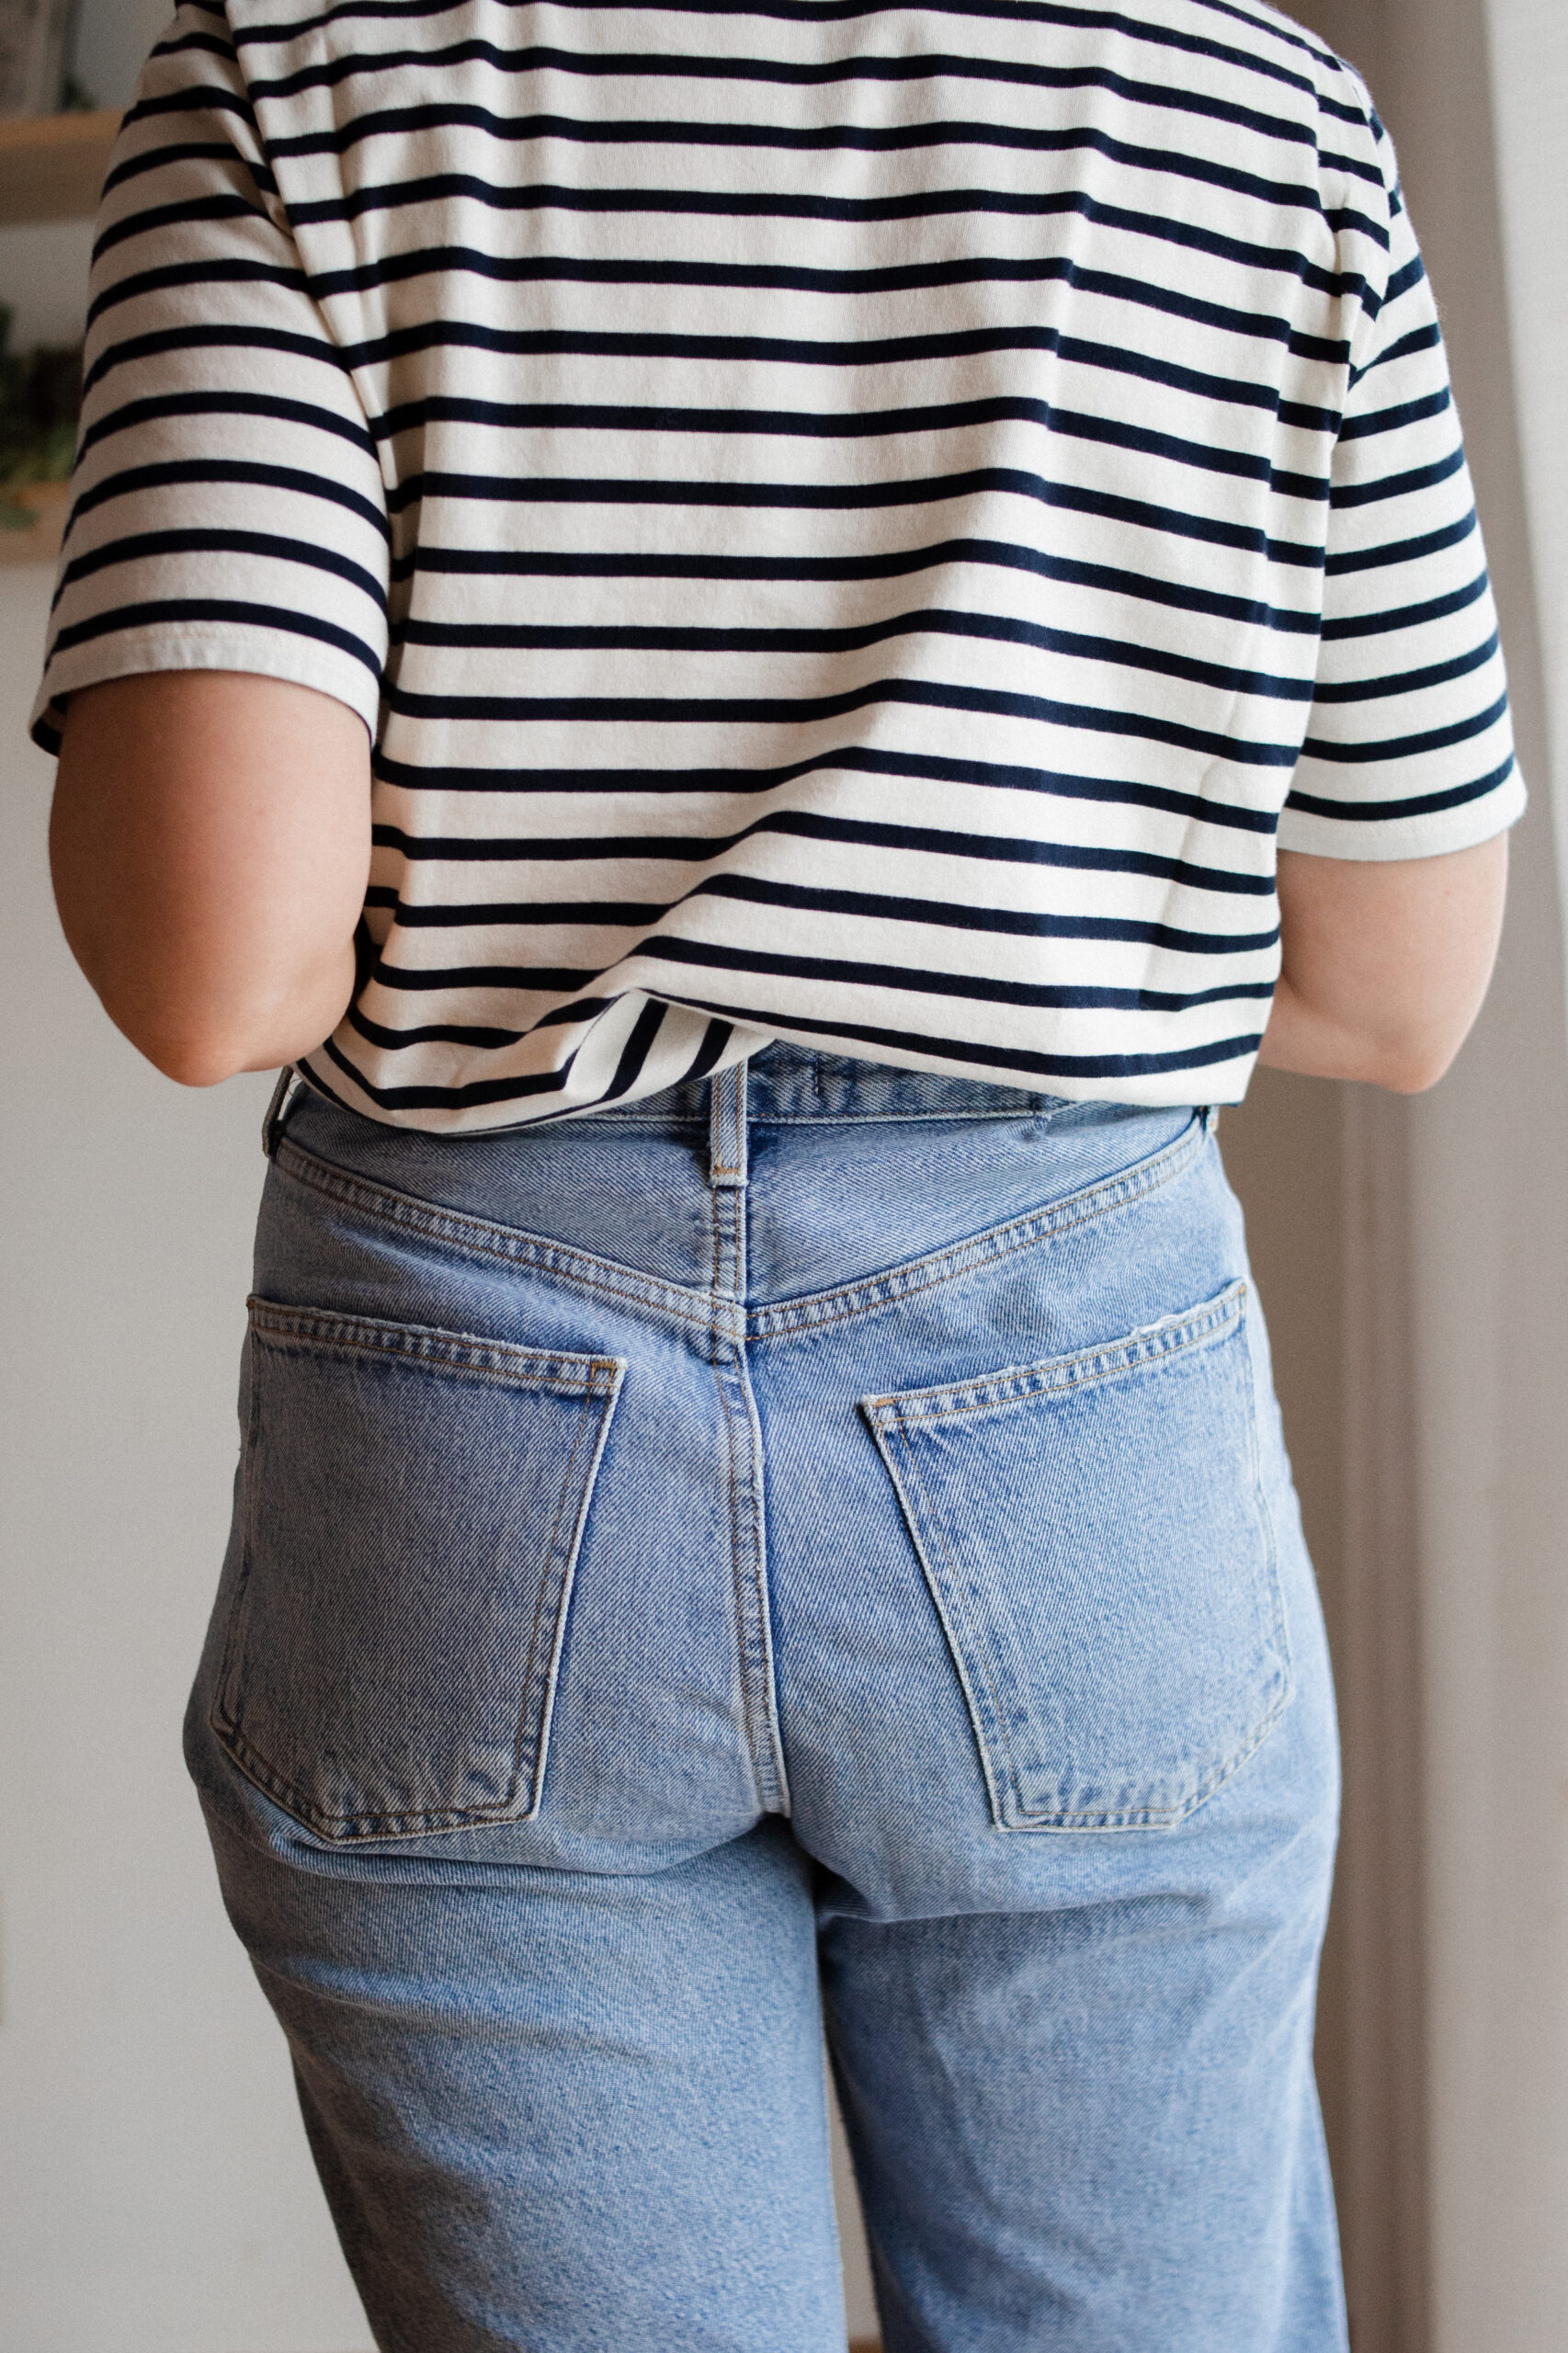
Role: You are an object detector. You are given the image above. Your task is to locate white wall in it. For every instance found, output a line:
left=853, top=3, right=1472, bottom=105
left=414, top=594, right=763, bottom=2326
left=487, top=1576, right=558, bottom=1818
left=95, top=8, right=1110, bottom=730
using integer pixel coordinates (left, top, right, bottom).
left=0, top=565, right=374, bottom=2346
left=0, top=28, right=381, bottom=2349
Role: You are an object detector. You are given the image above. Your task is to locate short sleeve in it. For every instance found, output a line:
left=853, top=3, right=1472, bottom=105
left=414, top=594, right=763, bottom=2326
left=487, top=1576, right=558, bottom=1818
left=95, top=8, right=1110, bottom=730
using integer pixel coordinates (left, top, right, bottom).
left=1278, top=112, right=1526, bottom=860
left=30, top=2, right=390, bottom=754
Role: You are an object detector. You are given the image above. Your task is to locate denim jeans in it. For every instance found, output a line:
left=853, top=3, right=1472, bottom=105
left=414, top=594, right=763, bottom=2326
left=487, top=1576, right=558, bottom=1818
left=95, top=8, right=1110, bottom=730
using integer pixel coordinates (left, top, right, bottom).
left=185, top=1045, right=1346, bottom=2353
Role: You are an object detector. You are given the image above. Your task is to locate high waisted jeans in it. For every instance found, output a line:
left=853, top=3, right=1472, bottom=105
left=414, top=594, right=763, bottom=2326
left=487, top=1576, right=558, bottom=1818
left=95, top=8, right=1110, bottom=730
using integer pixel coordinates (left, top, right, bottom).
left=185, top=1045, right=1346, bottom=2353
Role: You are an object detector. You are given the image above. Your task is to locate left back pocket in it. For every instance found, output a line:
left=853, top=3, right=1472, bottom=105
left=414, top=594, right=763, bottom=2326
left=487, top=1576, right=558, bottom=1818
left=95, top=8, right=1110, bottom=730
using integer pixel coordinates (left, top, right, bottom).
left=211, top=1300, right=624, bottom=1841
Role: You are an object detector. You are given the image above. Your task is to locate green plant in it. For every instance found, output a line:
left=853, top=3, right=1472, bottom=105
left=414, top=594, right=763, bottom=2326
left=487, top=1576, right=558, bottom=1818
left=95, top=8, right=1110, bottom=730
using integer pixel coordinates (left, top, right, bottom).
left=0, top=303, right=81, bottom=530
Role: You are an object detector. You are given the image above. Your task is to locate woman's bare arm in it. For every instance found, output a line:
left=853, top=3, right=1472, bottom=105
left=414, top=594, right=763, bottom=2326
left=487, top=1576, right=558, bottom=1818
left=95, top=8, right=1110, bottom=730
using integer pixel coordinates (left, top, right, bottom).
left=1259, top=835, right=1509, bottom=1092
left=50, top=671, right=372, bottom=1086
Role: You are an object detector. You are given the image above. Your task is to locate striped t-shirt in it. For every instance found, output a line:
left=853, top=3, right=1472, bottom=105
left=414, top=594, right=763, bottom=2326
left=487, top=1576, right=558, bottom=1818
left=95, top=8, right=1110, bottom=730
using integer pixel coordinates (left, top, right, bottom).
left=34, top=0, right=1524, bottom=1130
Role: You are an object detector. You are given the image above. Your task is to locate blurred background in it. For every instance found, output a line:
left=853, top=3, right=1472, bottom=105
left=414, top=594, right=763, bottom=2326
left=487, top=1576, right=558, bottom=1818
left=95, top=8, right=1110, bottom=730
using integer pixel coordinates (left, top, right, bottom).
left=3, top=4, right=1567, bottom=2349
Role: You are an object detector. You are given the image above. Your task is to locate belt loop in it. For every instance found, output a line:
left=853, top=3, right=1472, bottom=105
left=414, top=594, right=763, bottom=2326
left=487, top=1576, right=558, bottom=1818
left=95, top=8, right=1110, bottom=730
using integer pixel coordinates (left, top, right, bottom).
left=709, top=1059, right=749, bottom=1188
left=262, top=1064, right=296, bottom=1159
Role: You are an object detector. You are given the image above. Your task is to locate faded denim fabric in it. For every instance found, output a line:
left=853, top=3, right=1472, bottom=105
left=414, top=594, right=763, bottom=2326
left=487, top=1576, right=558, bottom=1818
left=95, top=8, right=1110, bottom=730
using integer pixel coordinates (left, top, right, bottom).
left=187, top=1044, right=1346, bottom=2353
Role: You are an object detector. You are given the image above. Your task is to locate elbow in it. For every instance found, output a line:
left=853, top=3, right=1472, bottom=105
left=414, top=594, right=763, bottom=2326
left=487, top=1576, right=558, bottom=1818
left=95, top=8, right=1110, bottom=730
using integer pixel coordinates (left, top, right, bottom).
left=57, top=917, right=353, bottom=1088
left=1358, top=1019, right=1474, bottom=1096
left=137, top=1031, right=257, bottom=1089
left=97, top=976, right=343, bottom=1087
left=97, top=995, right=267, bottom=1086
left=1373, top=1045, right=1459, bottom=1096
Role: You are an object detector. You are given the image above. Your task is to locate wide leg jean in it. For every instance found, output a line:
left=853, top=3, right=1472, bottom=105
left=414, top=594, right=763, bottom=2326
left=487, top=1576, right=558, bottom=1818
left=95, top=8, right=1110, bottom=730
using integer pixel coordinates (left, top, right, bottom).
left=186, top=1043, right=1346, bottom=2352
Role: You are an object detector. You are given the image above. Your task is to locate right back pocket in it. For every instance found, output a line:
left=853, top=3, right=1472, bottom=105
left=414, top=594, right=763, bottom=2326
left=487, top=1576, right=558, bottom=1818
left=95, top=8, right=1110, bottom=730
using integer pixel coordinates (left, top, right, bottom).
left=862, top=1281, right=1290, bottom=1832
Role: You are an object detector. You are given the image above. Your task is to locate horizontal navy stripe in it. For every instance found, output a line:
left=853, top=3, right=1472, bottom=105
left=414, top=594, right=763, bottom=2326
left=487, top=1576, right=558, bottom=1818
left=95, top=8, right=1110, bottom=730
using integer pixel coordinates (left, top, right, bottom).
left=1286, top=751, right=1516, bottom=824
left=388, top=464, right=1325, bottom=569
left=1324, top=508, right=1477, bottom=576
left=77, top=389, right=377, bottom=465
left=309, top=242, right=1347, bottom=366
left=49, top=597, right=382, bottom=675
left=267, top=100, right=1339, bottom=222
left=241, top=40, right=1329, bottom=158
left=381, top=671, right=1303, bottom=766
left=392, top=606, right=1319, bottom=702
left=1330, top=446, right=1467, bottom=510
left=374, top=392, right=1329, bottom=501
left=634, top=933, right=1276, bottom=1012
left=370, top=802, right=1276, bottom=891
left=341, top=315, right=1344, bottom=431
left=1301, top=689, right=1508, bottom=765
left=351, top=926, right=1277, bottom=1017
left=1337, top=387, right=1451, bottom=443
left=369, top=741, right=1282, bottom=834
left=701, top=870, right=1278, bottom=947
left=1350, top=322, right=1440, bottom=388
left=284, top=170, right=1365, bottom=302
left=82, top=321, right=351, bottom=399
left=233, top=0, right=1325, bottom=106
left=1320, top=570, right=1488, bottom=640
left=1308, top=630, right=1499, bottom=707
left=102, top=134, right=275, bottom=198
left=92, top=188, right=265, bottom=263
left=394, top=533, right=1324, bottom=636
left=59, top=525, right=389, bottom=611
left=64, top=456, right=392, bottom=542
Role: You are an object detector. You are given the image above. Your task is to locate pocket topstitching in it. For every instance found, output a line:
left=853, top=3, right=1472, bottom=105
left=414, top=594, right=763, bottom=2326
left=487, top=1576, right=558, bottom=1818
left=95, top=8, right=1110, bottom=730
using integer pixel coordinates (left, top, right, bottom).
left=863, top=1281, right=1290, bottom=1831
left=211, top=1300, right=624, bottom=1840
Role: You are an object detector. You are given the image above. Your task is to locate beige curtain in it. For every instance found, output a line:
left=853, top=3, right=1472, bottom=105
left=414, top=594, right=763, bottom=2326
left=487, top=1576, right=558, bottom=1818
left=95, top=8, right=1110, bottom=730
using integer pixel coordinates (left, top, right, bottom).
left=1404, top=8, right=1568, bottom=2351
left=1486, top=0, right=1568, bottom=967
left=1285, top=9, right=1568, bottom=2352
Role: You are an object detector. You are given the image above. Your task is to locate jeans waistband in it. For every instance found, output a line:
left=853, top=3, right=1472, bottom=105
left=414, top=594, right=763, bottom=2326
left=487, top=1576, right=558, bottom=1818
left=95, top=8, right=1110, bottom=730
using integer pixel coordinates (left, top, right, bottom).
left=267, top=1046, right=1209, bottom=1187
left=601, top=1041, right=1075, bottom=1127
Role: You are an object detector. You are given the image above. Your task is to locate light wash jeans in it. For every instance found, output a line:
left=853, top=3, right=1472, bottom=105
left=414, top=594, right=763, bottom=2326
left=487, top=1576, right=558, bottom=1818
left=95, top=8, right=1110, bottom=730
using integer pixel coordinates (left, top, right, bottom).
left=186, top=1045, right=1346, bottom=2353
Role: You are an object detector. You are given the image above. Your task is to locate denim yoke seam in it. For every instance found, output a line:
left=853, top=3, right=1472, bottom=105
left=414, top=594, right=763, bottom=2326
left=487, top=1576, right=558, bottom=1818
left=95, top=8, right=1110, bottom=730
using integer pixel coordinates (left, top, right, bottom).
left=745, top=1118, right=1205, bottom=1342
left=267, top=1116, right=1204, bottom=1351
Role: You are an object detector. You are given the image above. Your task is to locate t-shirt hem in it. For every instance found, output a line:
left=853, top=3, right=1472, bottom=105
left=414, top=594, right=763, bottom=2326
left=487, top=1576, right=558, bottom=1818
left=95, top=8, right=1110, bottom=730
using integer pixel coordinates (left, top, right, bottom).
left=1275, top=771, right=1527, bottom=862
left=30, top=627, right=381, bottom=753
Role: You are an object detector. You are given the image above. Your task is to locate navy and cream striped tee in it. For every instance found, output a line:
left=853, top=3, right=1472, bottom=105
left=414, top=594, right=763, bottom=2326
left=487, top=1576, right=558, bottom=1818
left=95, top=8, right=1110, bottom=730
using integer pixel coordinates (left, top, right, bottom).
left=33, top=0, right=1524, bottom=1129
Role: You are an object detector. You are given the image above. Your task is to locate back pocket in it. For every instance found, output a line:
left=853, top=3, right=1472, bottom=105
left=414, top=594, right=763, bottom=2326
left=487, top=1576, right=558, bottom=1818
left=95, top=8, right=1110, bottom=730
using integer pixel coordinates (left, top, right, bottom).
left=212, top=1300, right=624, bottom=1841
left=863, top=1281, right=1289, bottom=1831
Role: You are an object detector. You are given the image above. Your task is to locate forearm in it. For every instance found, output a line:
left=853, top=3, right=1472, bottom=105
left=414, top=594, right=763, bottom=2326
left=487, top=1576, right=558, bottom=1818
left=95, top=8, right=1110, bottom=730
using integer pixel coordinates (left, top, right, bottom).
left=51, top=672, right=372, bottom=1087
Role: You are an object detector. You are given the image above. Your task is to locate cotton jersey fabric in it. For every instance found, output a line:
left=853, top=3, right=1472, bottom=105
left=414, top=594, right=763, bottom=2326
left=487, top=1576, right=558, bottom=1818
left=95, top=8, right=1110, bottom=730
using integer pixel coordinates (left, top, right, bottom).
left=186, top=1050, right=1345, bottom=2347
left=35, top=0, right=1522, bottom=1130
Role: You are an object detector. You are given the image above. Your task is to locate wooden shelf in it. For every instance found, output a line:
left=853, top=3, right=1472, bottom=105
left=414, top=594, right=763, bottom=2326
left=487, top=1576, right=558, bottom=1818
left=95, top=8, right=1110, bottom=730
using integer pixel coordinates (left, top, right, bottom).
left=0, top=480, right=68, bottom=566
left=0, top=109, right=121, bottom=228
